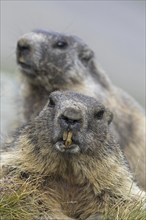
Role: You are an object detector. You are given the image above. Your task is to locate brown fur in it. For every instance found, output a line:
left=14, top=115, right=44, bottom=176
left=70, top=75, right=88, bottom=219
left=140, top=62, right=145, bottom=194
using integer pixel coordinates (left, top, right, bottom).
left=1, top=91, right=145, bottom=220
left=16, top=30, right=146, bottom=190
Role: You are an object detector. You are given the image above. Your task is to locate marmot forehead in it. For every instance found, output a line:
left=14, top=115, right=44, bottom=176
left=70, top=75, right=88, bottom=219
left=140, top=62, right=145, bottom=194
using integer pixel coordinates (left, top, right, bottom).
left=49, top=90, right=104, bottom=108
left=33, top=28, right=85, bottom=44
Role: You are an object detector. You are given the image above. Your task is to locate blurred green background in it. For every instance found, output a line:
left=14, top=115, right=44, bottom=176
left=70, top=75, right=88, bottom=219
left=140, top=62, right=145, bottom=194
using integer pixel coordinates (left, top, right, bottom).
left=1, top=1, right=145, bottom=134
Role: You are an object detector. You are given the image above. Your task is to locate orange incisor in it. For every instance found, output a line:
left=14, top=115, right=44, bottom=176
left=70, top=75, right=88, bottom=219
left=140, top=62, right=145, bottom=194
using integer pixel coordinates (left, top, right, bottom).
left=63, top=131, right=73, bottom=147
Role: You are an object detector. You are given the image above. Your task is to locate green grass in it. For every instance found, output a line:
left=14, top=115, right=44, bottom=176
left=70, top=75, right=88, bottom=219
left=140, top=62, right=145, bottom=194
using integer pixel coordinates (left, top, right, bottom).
left=102, top=199, right=146, bottom=220
left=0, top=178, right=41, bottom=220
left=0, top=177, right=145, bottom=220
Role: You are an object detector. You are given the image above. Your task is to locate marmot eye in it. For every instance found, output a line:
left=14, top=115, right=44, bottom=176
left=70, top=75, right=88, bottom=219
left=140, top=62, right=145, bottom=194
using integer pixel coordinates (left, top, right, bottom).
left=54, top=41, right=68, bottom=49
left=48, top=97, right=55, bottom=107
left=95, top=109, right=104, bottom=120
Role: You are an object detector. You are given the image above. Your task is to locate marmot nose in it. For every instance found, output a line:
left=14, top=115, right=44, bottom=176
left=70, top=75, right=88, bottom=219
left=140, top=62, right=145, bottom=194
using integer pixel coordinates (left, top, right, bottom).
left=60, top=108, right=82, bottom=129
left=17, top=38, right=31, bottom=60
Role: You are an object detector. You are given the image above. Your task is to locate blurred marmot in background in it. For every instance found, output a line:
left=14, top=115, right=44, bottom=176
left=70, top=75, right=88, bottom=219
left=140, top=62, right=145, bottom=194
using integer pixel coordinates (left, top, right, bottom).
left=1, top=91, right=145, bottom=220
left=16, top=30, right=146, bottom=190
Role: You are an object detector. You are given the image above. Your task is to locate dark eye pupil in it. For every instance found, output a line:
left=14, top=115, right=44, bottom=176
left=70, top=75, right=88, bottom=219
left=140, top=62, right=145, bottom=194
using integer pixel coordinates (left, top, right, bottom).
left=55, top=41, right=68, bottom=49
left=48, top=98, right=55, bottom=107
left=96, top=110, right=104, bottom=120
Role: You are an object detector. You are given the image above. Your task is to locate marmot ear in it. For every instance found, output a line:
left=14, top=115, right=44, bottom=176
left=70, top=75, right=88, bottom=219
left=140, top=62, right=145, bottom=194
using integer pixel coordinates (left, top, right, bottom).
left=79, top=47, right=94, bottom=63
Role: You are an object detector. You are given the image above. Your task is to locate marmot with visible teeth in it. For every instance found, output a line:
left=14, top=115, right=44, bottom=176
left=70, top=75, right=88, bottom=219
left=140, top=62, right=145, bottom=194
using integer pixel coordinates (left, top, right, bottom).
left=1, top=91, right=145, bottom=220
left=16, top=30, right=145, bottom=190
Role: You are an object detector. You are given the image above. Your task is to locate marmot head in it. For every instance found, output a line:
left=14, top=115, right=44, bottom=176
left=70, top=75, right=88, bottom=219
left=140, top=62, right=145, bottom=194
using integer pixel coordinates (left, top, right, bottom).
left=16, top=29, right=95, bottom=91
left=24, top=91, right=113, bottom=155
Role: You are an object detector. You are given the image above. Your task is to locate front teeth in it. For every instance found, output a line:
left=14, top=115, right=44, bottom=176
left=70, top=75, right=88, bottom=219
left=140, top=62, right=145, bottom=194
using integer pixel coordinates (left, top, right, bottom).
left=63, top=131, right=73, bottom=147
